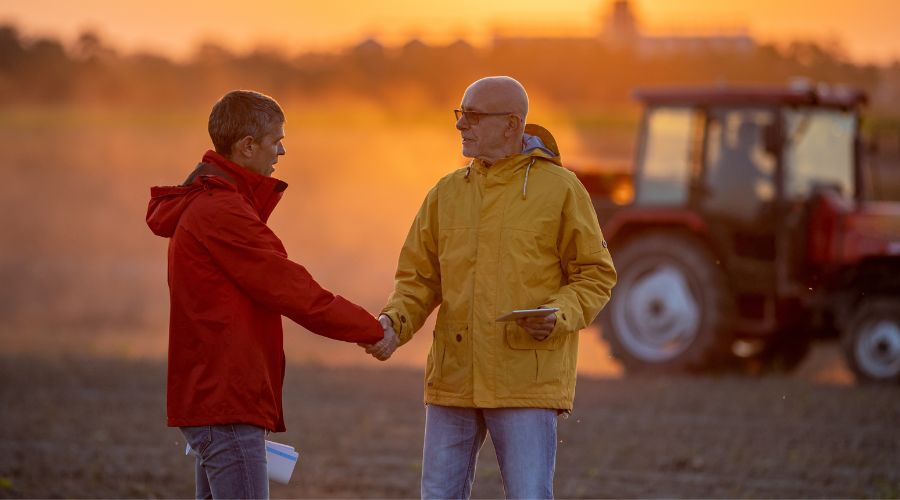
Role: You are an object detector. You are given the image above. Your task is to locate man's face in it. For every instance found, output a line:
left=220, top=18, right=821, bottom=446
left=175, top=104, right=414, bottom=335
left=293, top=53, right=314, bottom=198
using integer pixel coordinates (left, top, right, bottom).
left=456, top=87, right=512, bottom=163
left=245, top=122, right=286, bottom=177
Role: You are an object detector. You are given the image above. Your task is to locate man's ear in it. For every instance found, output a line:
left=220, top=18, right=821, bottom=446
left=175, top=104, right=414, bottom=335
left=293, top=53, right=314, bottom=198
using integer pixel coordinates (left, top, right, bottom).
left=233, top=135, right=255, bottom=158
left=505, top=114, right=522, bottom=137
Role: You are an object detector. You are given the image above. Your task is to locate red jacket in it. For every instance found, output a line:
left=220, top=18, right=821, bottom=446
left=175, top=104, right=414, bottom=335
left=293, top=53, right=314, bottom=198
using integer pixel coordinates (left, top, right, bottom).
left=147, top=150, right=382, bottom=432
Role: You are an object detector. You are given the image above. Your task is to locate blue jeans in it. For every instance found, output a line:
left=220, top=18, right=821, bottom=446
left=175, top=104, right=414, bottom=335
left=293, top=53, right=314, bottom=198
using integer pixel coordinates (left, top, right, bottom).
left=421, top=405, right=557, bottom=499
left=180, top=424, right=269, bottom=499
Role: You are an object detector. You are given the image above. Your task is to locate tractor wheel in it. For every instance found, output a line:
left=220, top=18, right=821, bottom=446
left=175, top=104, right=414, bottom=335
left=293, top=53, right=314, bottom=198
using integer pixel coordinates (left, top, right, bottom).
left=842, top=297, right=900, bottom=384
left=599, top=232, right=735, bottom=373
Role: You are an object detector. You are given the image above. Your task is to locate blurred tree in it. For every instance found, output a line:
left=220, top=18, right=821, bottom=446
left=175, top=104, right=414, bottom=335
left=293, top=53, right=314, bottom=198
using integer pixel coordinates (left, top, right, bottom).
left=20, top=37, right=73, bottom=102
left=73, top=30, right=117, bottom=64
left=0, top=24, right=25, bottom=72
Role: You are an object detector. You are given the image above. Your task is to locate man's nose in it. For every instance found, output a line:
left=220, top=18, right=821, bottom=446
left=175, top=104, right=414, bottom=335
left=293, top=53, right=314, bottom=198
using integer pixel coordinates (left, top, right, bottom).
left=456, top=116, right=467, bottom=131
left=278, top=143, right=286, bottom=155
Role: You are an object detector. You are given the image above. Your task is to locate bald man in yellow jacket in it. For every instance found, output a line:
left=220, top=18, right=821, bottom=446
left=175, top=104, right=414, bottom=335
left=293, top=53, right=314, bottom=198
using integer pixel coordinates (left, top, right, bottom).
left=363, top=76, right=617, bottom=499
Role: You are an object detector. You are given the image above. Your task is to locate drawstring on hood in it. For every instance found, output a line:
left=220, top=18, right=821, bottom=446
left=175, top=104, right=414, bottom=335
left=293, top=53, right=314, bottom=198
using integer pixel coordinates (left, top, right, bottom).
left=522, top=157, right=536, bottom=199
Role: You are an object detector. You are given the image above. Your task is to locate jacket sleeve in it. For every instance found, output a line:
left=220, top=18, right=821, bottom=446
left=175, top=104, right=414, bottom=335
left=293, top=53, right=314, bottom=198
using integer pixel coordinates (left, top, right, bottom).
left=381, top=185, right=442, bottom=346
left=542, top=178, right=617, bottom=336
left=191, top=192, right=383, bottom=344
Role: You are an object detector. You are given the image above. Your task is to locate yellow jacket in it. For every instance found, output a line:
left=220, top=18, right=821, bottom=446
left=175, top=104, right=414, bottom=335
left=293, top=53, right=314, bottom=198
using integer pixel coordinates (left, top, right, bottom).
left=382, top=124, right=617, bottom=410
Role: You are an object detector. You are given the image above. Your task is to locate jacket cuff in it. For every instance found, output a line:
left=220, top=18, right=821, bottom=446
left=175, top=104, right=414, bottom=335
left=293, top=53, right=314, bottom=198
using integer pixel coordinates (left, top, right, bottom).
left=541, top=303, right=570, bottom=339
left=380, top=309, right=413, bottom=346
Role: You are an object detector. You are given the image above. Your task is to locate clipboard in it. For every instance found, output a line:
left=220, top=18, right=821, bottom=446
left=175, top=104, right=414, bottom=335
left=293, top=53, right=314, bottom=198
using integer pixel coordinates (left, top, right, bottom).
left=495, top=308, right=559, bottom=322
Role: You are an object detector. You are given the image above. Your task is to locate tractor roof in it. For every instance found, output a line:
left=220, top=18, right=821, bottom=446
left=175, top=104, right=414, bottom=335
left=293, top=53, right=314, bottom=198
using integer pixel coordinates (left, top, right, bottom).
left=633, top=85, right=867, bottom=110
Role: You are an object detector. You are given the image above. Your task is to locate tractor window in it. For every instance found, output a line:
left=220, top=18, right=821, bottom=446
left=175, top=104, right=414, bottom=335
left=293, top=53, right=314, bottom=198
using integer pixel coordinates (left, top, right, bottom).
left=704, top=109, right=776, bottom=222
left=637, top=107, right=701, bottom=205
left=785, top=109, right=856, bottom=201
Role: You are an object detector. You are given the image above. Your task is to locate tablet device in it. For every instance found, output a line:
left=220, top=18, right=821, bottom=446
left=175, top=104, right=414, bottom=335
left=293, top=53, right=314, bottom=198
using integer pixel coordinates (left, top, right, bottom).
left=495, top=308, right=560, bottom=321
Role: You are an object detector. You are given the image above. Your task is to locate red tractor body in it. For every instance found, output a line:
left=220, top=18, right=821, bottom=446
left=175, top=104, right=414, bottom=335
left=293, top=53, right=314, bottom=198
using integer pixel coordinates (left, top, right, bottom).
left=580, top=84, right=900, bottom=382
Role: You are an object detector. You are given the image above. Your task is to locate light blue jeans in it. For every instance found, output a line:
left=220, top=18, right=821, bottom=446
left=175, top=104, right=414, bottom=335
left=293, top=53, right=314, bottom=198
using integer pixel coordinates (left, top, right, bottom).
left=180, top=424, right=269, bottom=499
left=421, top=405, right=557, bottom=499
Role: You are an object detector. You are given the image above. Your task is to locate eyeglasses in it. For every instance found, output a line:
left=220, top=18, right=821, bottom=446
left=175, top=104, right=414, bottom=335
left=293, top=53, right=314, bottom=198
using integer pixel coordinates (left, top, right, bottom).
left=454, top=109, right=513, bottom=124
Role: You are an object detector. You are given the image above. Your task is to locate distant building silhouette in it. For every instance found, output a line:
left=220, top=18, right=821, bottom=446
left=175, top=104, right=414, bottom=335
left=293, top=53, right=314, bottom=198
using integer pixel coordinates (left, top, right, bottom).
left=602, top=0, right=639, bottom=47
left=494, top=0, right=755, bottom=57
left=601, top=0, right=755, bottom=55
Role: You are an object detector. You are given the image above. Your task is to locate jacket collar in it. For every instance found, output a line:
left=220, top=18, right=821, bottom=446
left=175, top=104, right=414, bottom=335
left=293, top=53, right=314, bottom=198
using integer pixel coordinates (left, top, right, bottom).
left=472, top=154, right=531, bottom=179
left=199, top=150, right=288, bottom=223
left=463, top=124, right=563, bottom=199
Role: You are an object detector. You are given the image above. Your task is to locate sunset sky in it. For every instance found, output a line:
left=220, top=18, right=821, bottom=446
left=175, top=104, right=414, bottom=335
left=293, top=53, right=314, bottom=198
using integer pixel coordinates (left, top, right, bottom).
left=2, top=0, right=899, bottom=63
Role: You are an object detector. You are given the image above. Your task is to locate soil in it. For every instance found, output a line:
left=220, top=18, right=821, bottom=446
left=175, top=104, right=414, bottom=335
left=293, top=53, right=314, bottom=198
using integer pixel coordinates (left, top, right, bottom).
left=0, top=354, right=898, bottom=499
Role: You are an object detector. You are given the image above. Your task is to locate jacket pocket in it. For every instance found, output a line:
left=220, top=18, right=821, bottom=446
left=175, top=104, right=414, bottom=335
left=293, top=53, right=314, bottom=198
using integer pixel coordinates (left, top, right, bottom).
left=180, top=425, right=212, bottom=456
left=427, top=322, right=471, bottom=394
left=504, top=321, right=565, bottom=351
left=502, top=323, right=569, bottom=396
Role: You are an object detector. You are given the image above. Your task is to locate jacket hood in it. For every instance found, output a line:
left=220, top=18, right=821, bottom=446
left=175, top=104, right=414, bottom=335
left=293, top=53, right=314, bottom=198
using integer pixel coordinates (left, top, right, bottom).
left=522, top=123, right=561, bottom=165
left=146, top=150, right=287, bottom=238
left=146, top=175, right=233, bottom=237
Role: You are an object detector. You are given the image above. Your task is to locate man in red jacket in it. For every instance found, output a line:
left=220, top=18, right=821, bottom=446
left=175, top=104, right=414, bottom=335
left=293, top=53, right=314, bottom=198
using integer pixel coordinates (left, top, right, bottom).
left=147, top=90, right=386, bottom=499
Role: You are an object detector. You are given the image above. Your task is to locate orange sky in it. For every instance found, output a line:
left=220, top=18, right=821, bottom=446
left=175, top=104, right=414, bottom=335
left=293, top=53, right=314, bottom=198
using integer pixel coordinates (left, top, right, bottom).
left=2, top=0, right=899, bottom=63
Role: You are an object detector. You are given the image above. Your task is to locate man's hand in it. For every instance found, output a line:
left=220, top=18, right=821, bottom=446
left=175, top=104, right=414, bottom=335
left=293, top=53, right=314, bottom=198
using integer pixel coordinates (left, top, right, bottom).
left=359, top=315, right=399, bottom=361
left=516, top=312, right=557, bottom=341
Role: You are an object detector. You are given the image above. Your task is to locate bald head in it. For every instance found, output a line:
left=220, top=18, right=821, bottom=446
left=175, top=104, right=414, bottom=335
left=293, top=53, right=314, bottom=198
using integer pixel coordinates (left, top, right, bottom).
left=463, top=76, right=529, bottom=121
left=457, top=76, right=530, bottom=164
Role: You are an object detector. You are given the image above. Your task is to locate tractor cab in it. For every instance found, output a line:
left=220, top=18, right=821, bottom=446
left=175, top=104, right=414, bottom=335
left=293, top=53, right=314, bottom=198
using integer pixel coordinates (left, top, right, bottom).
left=630, top=86, right=864, bottom=318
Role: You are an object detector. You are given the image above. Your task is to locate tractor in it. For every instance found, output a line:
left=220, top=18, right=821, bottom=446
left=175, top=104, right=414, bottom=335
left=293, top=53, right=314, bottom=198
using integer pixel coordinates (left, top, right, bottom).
left=578, top=84, right=900, bottom=382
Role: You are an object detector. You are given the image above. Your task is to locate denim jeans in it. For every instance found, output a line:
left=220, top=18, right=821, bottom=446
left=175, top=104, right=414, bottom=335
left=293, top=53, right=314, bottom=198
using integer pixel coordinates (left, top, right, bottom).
left=421, top=405, right=557, bottom=499
left=181, top=424, right=269, bottom=499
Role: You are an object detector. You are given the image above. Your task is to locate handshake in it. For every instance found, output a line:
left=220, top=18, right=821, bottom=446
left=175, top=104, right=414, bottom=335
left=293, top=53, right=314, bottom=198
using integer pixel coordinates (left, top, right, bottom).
left=358, top=314, right=399, bottom=361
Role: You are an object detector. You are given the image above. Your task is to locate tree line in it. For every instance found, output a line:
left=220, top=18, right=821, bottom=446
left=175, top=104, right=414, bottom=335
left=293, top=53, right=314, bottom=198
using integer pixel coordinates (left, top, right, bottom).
left=1, top=24, right=898, bottom=117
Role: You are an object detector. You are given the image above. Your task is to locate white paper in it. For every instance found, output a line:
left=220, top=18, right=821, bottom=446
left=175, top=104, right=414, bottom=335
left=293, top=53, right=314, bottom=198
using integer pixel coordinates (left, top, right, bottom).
left=265, top=439, right=299, bottom=484
left=495, top=307, right=560, bottom=321
left=184, top=439, right=299, bottom=484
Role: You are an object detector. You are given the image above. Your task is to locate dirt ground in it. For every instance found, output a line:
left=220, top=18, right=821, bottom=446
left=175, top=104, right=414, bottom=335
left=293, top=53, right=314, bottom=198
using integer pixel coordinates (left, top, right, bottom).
left=0, top=352, right=897, bottom=499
